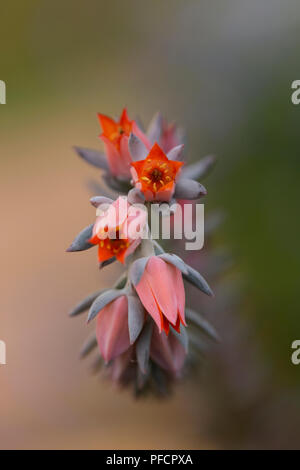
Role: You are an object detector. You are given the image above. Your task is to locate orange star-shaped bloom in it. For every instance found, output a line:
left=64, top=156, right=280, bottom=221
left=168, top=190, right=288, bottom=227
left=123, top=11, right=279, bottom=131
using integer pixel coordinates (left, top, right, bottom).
left=130, top=143, right=183, bottom=202
left=89, top=226, right=131, bottom=264
left=98, top=108, right=133, bottom=151
left=88, top=196, right=147, bottom=264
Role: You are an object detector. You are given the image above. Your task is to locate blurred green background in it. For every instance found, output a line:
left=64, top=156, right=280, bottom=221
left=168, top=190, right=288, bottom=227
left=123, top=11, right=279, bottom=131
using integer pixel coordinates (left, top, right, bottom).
left=1, top=0, right=300, bottom=449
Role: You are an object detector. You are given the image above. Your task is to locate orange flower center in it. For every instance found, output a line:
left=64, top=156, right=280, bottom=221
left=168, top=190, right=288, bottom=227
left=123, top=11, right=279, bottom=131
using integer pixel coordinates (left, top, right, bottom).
left=131, top=143, right=184, bottom=196
left=98, top=109, right=133, bottom=151
left=97, top=227, right=129, bottom=255
left=109, top=126, right=128, bottom=150
left=100, top=237, right=130, bottom=255
left=140, top=160, right=174, bottom=192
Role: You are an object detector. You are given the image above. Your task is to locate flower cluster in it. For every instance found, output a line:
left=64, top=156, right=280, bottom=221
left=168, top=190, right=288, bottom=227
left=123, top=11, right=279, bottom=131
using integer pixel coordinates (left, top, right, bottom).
left=68, top=109, right=218, bottom=396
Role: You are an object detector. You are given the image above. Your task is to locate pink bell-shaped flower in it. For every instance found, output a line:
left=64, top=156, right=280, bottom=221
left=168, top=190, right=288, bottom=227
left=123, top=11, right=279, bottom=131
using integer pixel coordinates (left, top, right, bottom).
left=96, top=296, right=131, bottom=362
left=135, top=256, right=186, bottom=335
left=151, top=327, right=186, bottom=377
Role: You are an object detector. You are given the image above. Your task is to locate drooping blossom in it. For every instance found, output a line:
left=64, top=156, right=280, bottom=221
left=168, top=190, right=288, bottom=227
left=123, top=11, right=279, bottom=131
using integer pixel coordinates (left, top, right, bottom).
left=131, top=143, right=184, bottom=202
left=98, top=108, right=150, bottom=179
left=150, top=327, right=186, bottom=378
left=96, top=296, right=131, bottom=362
left=104, top=329, right=186, bottom=389
left=106, top=347, right=135, bottom=385
left=134, top=256, right=186, bottom=334
left=89, top=196, right=147, bottom=264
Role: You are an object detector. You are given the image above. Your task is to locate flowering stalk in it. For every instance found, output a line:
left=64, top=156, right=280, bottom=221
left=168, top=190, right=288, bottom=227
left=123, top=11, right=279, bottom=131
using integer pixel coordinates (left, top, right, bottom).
left=68, top=109, right=218, bottom=396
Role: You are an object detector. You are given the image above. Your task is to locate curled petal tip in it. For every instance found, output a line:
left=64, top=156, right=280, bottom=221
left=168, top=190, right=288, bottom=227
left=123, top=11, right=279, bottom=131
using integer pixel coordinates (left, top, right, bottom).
left=206, top=285, right=214, bottom=297
left=66, top=244, right=75, bottom=252
left=204, top=281, right=214, bottom=297
left=201, top=184, right=207, bottom=196
left=174, top=179, right=207, bottom=200
left=99, top=257, right=116, bottom=270
left=69, top=307, right=80, bottom=317
left=73, top=146, right=109, bottom=170
left=67, top=224, right=94, bottom=252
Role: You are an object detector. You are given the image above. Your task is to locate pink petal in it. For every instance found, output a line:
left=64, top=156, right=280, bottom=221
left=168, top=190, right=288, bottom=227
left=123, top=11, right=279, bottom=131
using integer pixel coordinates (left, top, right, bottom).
left=94, top=197, right=129, bottom=238
left=160, top=122, right=182, bottom=154
left=135, top=274, right=162, bottom=332
left=130, top=166, right=139, bottom=186
left=119, top=135, right=134, bottom=177
left=126, top=204, right=147, bottom=240
left=168, top=263, right=186, bottom=325
left=101, top=136, right=131, bottom=178
left=101, top=136, right=123, bottom=177
left=96, top=296, right=130, bottom=362
left=142, top=189, right=155, bottom=202
left=145, top=257, right=178, bottom=325
left=170, top=335, right=186, bottom=375
left=109, top=347, right=133, bottom=383
left=132, top=122, right=151, bottom=150
left=150, top=326, right=186, bottom=376
left=123, top=237, right=142, bottom=261
left=111, top=196, right=130, bottom=228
